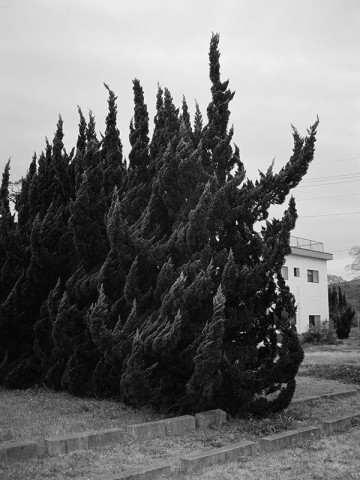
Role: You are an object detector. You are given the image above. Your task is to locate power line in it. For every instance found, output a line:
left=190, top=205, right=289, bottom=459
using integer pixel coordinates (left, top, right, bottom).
left=296, top=193, right=360, bottom=201
left=298, top=179, right=360, bottom=188
left=300, top=211, right=360, bottom=218
left=302, top=173, right=360, bottom=183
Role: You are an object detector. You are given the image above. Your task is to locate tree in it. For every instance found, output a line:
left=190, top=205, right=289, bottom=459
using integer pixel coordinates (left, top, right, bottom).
left=122, top=78, right=151, bottom=225
left=114, top=34, right=316, bottom=416
left=101, top=84, right=125, bottom=200
left=185, top=285, right=225, bottom=410
left=0, top=160, right=18, bottom=304
left=70, top=145, right=108, bottom=269
left=0, top=33, right=318, bottom=417
left=328, top=274, right=345, bottom=285
left=329, top=285, right=355, bottom=339
left=346, top=246, right=360, bottom=280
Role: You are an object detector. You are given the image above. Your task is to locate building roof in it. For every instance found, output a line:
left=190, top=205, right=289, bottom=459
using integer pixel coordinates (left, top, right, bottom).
left=289, top=236, right=333, bottom=261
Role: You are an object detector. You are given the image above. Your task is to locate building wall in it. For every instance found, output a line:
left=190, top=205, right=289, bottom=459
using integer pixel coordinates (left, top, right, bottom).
left=283, top=253, right=330, bottom=334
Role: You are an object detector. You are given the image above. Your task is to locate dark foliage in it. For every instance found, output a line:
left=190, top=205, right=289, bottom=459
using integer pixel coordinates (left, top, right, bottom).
left=0, top=34, right=319, bottom=416
left=329, top=286, right=356, bottom=339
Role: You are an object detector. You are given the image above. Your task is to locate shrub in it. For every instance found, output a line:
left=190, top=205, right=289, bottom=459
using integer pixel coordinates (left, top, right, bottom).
left=329, top=286, right=356, bottom=339
left=300, top=320, right=338, bottom=345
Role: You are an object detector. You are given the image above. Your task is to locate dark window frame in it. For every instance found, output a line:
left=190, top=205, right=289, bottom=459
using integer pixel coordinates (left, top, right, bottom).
left=307, top=269, right=319, bottom=283
left=309, top=315, right=321, bottom=327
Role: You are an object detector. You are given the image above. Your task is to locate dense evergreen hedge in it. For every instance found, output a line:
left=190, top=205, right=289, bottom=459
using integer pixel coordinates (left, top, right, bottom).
left=0, top=34, right=318, bottom=416
left=329, top=286, right=355, bottom=339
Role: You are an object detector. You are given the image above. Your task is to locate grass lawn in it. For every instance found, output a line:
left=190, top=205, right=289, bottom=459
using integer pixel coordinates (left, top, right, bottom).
left=301, top=328, right=360, bottom=366
left=299, top=328, right=360, bottom=385
left=1, top=328, right=359, bottom=479
left=177, top=425, right=360, bottom=480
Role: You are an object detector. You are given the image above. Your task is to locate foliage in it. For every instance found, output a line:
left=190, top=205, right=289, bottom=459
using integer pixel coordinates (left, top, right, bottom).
left=300, top=320, right=338, bottom=345
left=327, top=274, right=345, bottom=285
left=0, top=34, right=320, bottom=416
left=346, top=246, right=360, bottom=280
left=329, top=285, right=356, bottom=339
left=243, top=411, right=296, bottom=436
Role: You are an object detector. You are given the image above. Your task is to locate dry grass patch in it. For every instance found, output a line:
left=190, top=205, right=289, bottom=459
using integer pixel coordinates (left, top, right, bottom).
left=0, top=387, right=163, bottom=445
left=0, top=375, right=355, bottom=445
left=302, top=351, right=360, bottom=366
left=177, top=425, right=360, bottom=480
left=1, top=391, right=360, bottom=480
left=294, top=375, right=357, bottom=398
left=300, top=329, right=360, bottom=385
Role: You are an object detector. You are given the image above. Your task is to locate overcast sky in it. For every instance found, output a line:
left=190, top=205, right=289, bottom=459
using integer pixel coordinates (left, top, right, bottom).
left=1, top=0, right=359, bottom=278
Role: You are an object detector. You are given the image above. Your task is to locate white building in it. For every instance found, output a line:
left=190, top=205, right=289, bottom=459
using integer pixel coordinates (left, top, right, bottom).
left=282, top=236, right=333, bottom=334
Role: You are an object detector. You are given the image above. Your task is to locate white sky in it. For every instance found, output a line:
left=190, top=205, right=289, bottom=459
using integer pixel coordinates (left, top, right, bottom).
left=1, top=0, right=359, bottom=278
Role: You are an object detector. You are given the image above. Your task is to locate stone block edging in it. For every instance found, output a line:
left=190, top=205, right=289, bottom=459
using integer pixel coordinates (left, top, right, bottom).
left=259, top=425, right=321, bottom=452
left=45, top=427, right=124, bottom=456
left=175, top=411, right=360, bottom=475
left=180, top=440, right=257, bottom=474
left=321, top=412, right=360, bottom=435
left=127, top=411, right=225, bottom=440
left=290, top=388, right=359, bottom=406
left=43, top=410, right=225, bottom=458
left=320, top=389, right=359, bottom=400
left=0, top=440, right=38, bottom=463
left=104, top=463, right=171, bottom=480
left=195, top=409, right=227, bottom=429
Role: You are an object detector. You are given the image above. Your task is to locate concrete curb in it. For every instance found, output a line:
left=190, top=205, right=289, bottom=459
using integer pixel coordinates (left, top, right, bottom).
left=290, top=395, right=321, bottom=405
left=173, top=412, right=360, bottom=476
left=290, top=388, right=359, bottom=406
left=180, top=440, right=257, bottom=474
left=320, top=389, right=359, bottom=400
left=126, top=420, right=165, bottom=440
left=195, top=409, right=227, bottom=429
left=104, top=463, right=171, bottom=480
left=44, top=427, right=125, bottom=456
left=42, top=411, right=226, bottom=457
left=127, top=415, right=197, bottom=440
left=127, top=411, right=225, bottom=440
left=259, top=425, right=321, bottom=452
left=164, top=415, right=195, bottom=436
left=0, top=440, right=38, bottom=463
left=321, top=412, right=360, bottom=435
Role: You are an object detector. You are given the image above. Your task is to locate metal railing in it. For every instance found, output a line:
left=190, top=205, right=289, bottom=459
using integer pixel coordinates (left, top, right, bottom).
left=290, top=236, right=324, bottom=252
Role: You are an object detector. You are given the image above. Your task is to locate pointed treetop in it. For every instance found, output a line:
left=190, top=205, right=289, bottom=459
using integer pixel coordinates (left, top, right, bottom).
left=76, top=106, right=87, bottom=153
left=0, top=160, right=11, bottom=213
left=180, top=96, right=191, bottom=132
left=86, top=110, right=98, bottom=143
left=209, top=33, right=221, bottom=84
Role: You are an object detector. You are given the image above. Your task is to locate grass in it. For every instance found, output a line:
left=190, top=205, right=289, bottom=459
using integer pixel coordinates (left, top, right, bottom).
left=1, top=387, right=360, bottom=479
left=2, top=394, right=360, bottom=480
left=1, top=328, right=360, bottom=479
left=299, top=328, right=360, bottom=385
left=0, top=387, right=163, bottom=444
left=177, top=426, right=360, bottom=480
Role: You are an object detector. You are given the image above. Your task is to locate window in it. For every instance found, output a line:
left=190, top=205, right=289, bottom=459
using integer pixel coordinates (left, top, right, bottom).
left=307, top=269, right=319, bottom=283
left=309, top=315, right=320, bottom=327
left=281, top=266, right=288, bottom=280
left=294, top=268, right=300, bottom=277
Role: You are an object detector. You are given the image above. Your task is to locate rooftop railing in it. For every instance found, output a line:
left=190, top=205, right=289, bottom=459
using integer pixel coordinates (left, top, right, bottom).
left=290, top=236, right=324, bottom=252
